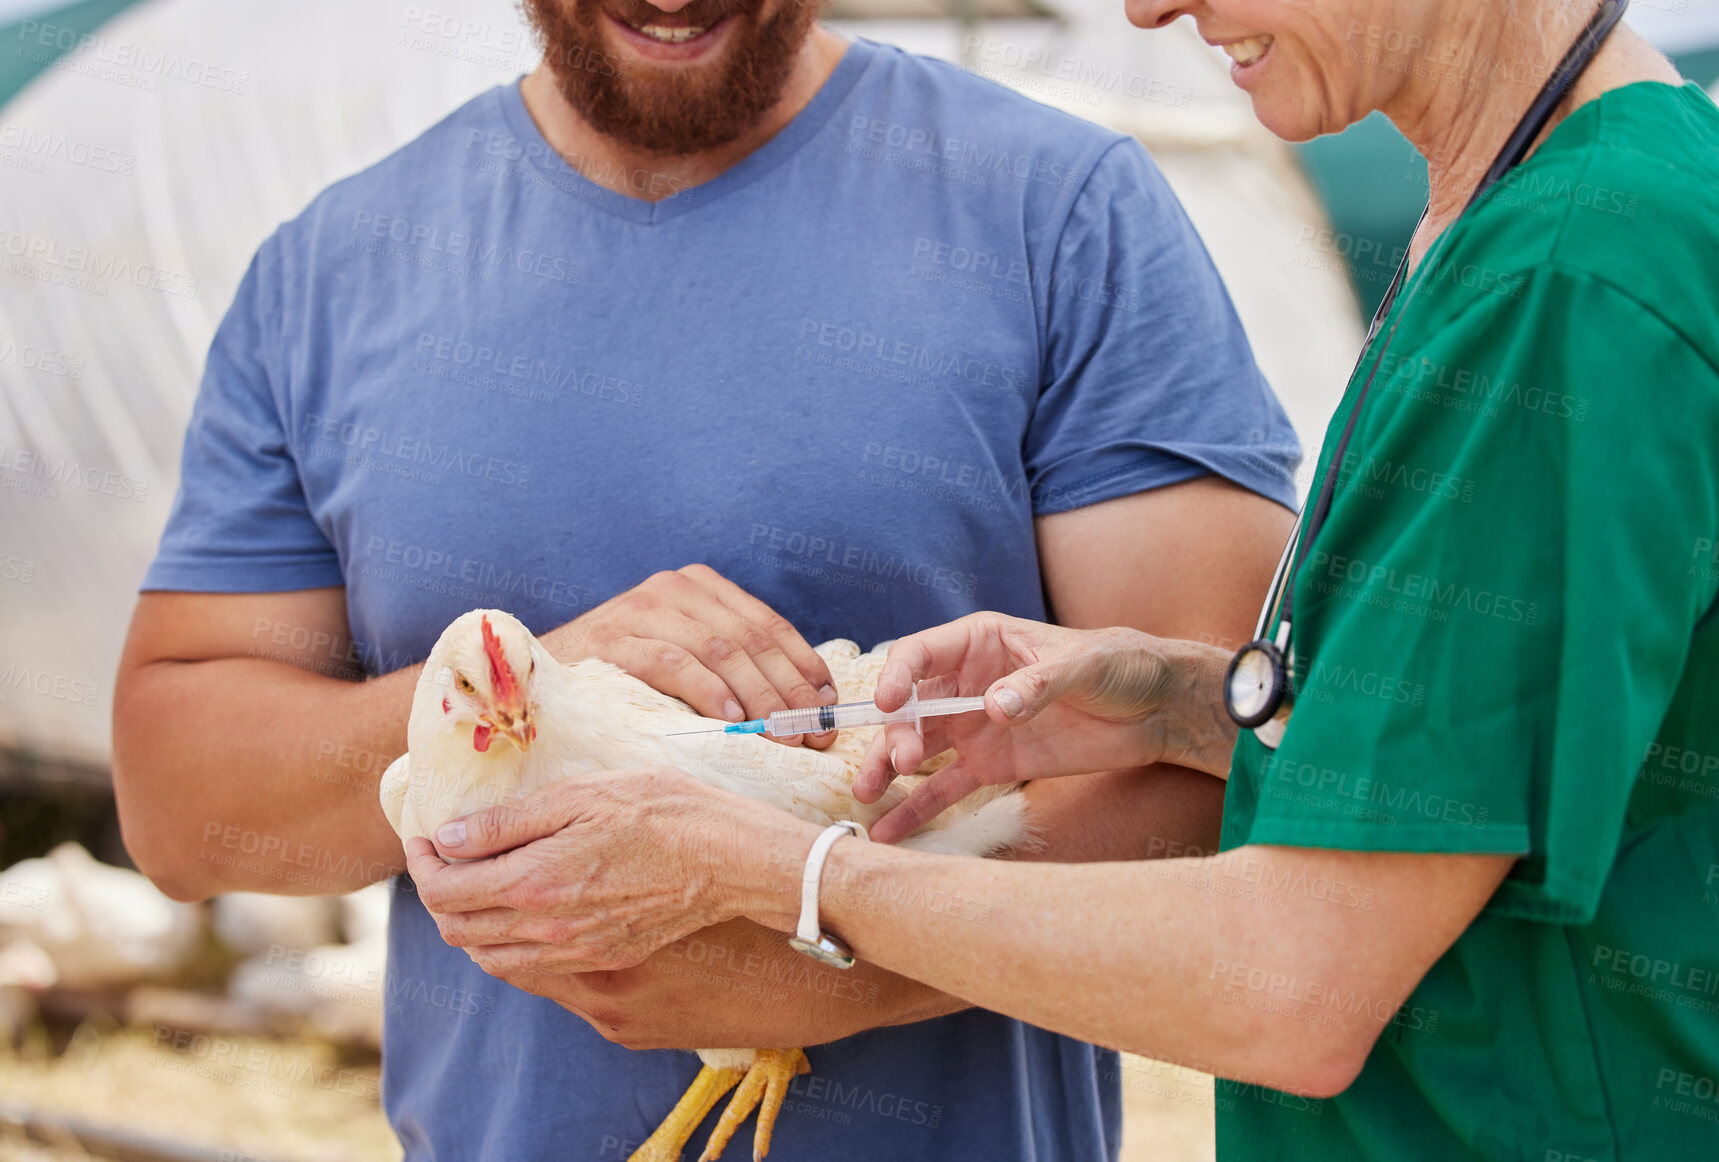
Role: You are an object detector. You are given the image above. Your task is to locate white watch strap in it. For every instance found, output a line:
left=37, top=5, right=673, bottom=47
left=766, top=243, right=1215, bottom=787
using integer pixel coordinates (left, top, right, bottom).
left=794, top=821, right=869, bottom=948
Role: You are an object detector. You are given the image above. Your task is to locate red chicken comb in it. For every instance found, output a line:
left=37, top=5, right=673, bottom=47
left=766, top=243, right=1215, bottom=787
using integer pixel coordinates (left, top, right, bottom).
left=481, top=615, right=520, bottom=706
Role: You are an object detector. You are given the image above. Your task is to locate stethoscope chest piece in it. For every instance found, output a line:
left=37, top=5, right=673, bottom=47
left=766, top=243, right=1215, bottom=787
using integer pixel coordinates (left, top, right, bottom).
left=1225, top=621, right=1294, bottom=748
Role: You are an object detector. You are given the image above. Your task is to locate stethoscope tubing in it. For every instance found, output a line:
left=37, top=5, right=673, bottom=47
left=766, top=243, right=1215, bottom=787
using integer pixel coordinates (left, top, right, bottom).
left=1232, top=0, right=1632, bottom=737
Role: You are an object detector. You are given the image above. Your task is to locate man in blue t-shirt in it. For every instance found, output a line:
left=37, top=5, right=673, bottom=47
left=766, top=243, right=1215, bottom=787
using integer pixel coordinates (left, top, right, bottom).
left=113, top=0, right=1300, bottom=1157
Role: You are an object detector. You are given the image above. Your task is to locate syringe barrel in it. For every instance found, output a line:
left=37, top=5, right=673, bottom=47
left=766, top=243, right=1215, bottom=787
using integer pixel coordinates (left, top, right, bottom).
left=760, top=704, right=847, bottom=737
left=763, top=701, right=908, bottom=737
left=761, top=695, right=986, bottom=737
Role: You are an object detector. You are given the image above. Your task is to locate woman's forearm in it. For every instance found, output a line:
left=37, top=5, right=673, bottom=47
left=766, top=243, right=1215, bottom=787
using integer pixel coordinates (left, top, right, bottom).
left=723, top=811, right=1461, bottom=1099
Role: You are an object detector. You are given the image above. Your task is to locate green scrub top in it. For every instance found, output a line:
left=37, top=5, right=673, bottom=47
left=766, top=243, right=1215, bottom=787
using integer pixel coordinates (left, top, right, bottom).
left=1217, top=82, right=1719, bottom=1160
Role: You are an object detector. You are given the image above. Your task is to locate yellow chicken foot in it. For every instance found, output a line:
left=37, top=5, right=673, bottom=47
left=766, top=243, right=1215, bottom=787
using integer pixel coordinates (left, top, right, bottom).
left=697, top=1049, right=811, bottom=1162
left=628, top=1064, right=745, bottom=1162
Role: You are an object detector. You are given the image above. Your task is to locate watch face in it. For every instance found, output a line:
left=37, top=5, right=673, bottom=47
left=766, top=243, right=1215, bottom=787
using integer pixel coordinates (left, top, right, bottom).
left=1225, top=640, right=1286, bottom=728
left=789, top=934, right=856, bottom=970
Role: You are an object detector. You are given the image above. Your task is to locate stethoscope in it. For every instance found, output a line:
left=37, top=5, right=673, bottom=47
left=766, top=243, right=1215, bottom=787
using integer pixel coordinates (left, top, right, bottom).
left=1224, top=0, right=1631, bottom=749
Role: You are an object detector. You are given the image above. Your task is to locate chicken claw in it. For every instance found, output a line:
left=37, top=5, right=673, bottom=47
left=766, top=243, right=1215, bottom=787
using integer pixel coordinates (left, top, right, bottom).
left=629, top=1064, right=745, bottom=1162
left=698, top=1048, right=810, bottom=1162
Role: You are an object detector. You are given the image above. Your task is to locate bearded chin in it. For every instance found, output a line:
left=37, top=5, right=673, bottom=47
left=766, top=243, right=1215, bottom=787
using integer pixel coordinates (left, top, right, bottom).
left=524, top=0, right=820, bottom=156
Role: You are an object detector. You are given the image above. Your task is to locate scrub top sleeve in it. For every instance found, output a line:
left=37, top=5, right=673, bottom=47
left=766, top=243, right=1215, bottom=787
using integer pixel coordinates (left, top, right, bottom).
left=1241, top=270, right=1719, bottom=925
left=1023, top=140, right=1300, bottom=516
left=142, top=236, right=345, bottom=594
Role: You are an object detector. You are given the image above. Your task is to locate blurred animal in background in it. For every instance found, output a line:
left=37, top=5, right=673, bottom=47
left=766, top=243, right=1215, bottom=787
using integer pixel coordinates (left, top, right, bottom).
left=0, top=842, right=200, bottom=991
left=220, top=883, right=392, bottom=1046
left=381, top=609, right=1027, bottom=1161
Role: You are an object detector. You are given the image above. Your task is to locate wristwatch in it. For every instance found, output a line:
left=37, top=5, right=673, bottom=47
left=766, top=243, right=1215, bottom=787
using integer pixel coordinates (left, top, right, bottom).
left=787, top=821, right=869, bottom=969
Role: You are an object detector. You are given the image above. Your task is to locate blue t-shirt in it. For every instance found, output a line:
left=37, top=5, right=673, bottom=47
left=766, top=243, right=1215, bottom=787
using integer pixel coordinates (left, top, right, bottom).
left=144, top=38, right=1298, bottom=1162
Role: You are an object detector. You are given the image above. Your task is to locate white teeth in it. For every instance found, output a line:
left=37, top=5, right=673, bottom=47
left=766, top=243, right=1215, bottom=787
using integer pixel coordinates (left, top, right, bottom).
left=636, top=23, right=706, bottom=43
left=1223, top=35, right=1274, bottom=68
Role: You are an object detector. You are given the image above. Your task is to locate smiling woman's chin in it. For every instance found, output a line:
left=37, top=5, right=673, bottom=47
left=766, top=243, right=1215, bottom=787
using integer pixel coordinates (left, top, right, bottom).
left=1230, top=88, right=1309, bottom=144
left=1235, top=75, right=1334, bottom=145
left=1257, top=106, right=1325, bottom=144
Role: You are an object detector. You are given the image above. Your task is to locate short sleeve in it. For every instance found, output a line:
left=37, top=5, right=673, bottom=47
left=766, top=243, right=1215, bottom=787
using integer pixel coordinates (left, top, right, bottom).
left=1024, top=140, right=1300, bottom=515
left=1237, top=270, right=1719, bottom=924
left=141, top=235, right=344, bottom=593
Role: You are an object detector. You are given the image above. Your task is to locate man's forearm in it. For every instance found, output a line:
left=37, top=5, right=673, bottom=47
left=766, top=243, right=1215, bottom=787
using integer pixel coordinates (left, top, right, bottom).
left=114, top=657, right=413, bottom=900
left=1018, top=763, right=1226, bottom=863
left=111, top=588, right=619, bottom=903
left=556, top=917, right=968, bottom=1051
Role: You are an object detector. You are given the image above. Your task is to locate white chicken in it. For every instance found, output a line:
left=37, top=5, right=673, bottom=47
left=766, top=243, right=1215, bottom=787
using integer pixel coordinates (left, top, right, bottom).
left=0, top=842, right=203, bottom=991
left=379, top=609, right=1027, bottom=1161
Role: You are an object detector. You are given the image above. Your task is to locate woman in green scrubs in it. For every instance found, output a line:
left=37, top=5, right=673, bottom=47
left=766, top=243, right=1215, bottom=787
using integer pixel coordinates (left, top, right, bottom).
left=405, top=1, right=1719, bottom=1157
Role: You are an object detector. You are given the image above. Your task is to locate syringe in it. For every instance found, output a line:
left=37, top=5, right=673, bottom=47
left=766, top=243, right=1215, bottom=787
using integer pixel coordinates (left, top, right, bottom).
left=668, top=688, right=986, bottom=739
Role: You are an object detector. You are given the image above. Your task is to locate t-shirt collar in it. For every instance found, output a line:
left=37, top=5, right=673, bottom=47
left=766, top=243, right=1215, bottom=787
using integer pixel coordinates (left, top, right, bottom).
left=494, top=36, right=878, bottom=224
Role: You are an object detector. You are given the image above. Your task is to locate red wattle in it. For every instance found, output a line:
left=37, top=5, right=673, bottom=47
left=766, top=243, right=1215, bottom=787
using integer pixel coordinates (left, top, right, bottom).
left=473, top=723, right=493, bottom=752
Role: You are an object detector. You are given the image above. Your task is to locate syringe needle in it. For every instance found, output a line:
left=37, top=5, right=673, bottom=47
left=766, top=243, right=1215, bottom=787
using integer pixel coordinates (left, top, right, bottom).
left=665, top=727, right=727, bottom=736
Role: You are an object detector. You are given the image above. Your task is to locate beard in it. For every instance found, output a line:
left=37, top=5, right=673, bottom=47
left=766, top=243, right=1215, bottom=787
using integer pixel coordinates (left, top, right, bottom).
left=522, top=0, right=821, bottom=155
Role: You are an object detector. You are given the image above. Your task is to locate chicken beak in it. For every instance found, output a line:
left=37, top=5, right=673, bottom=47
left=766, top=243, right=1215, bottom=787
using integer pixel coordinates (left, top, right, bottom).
left=490, top=702, right=534, bottom=751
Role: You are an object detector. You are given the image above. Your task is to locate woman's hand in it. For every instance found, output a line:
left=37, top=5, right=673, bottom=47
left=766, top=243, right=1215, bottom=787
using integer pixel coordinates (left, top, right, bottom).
left=406, top=768, right=810, bottom=974
left=854, top=613, right=1235, bottom=843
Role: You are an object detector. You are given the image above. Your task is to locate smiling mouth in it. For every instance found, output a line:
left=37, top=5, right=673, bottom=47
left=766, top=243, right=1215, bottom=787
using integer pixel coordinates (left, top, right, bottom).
left=632, top=22, right=709, bottom=42
left=1222, top=35, right=1274, bottom=68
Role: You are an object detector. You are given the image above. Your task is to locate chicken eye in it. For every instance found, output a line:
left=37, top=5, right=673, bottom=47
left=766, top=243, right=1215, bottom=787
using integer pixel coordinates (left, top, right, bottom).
left=456, top=674, right=476, bottom=695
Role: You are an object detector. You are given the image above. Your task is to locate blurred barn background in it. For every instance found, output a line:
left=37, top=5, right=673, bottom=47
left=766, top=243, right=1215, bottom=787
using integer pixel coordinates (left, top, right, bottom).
left=1, top=0, right=1716, bottom=1158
